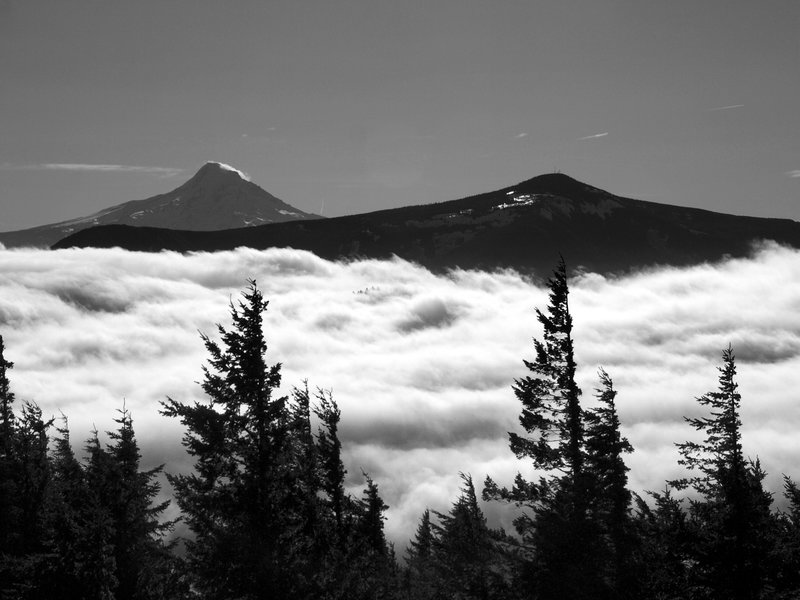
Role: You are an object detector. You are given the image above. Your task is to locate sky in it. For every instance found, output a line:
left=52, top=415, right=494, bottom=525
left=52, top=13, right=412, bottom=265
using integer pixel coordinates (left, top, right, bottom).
left=1, top=0, right=799, bottom=230
left=1, top=244, right=800, bottom=548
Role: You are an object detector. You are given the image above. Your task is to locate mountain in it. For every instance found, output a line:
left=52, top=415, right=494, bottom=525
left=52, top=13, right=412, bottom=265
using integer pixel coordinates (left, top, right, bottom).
left=0, top=162, right=319, bottom=248
left=53, top=173, right=800, bottom=276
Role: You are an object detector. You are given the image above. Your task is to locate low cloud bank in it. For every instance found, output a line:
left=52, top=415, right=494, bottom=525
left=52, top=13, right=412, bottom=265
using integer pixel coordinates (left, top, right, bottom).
left=1, top=243, right=798, bottom=546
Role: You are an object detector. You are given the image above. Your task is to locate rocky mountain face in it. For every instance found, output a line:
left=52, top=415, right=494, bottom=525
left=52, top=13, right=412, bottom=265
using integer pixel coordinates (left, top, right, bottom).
left=0, top=162, right=319, bottom=248
left=54, top=173, right=800, bottom=276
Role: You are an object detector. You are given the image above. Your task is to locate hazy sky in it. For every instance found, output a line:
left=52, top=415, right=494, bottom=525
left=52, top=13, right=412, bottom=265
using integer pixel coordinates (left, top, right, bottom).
left=1, top=0, right=798, bottom=230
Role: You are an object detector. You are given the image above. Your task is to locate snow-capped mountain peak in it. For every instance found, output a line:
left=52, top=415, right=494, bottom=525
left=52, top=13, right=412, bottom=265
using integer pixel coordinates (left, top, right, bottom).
left=0, top=162, right=321, bottom=248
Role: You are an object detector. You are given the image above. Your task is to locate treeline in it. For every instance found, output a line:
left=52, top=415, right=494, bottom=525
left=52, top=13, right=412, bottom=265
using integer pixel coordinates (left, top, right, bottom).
left=1, top=268, right=800, bottom=599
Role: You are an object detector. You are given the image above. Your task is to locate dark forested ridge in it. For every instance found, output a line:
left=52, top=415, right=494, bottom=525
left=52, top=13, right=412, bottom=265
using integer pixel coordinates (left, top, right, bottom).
left=54, top=173, right=800, bottom=276
left=2, top=272, right=800, bottom=599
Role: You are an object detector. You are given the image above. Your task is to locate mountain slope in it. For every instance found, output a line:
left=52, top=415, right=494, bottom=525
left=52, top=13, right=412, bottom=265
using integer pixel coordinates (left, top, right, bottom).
left=53, top=173, right=800, bottom=276
left=0, top=162, right=319, bottom=248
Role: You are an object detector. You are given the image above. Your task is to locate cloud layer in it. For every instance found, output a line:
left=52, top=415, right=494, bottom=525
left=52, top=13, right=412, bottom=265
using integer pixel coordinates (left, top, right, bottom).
left=0, top=163, right=183, bottom=177
left=1, top=244, right=799, bottom=546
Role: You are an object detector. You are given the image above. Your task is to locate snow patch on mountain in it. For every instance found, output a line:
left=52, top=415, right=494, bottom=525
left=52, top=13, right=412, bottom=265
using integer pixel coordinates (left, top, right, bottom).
left=495, top=194, right=541, bottom=210
left=210, top=162, right=251, bottom=182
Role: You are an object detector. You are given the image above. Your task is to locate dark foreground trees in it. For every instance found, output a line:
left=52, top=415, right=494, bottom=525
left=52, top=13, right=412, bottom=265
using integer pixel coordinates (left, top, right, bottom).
left=161, top=280, right=394, bottom=599
left=483, top=260, right=636, bottom=600
left=5, top=272, right=800, bottom=599
left=668, top=347, right=774, bottom=599
left=0, top=330, right=177, bottom=599
left=403, top=474, right=522, bottom=600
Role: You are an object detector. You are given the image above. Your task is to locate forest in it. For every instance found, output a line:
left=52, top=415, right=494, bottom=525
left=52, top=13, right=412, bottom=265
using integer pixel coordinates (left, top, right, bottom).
left=2, top=262, right=800, bottom=600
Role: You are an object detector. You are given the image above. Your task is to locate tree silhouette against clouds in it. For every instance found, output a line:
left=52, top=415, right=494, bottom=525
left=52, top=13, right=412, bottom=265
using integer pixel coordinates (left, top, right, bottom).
left=484, top=259, right=617, bottom=599
left=672, top=346, right=773, bottom=600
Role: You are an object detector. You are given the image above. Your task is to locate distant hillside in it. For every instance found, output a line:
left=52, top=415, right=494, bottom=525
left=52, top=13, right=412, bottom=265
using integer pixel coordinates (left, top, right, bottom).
left=0, top=161, right=320, bottom=248
left=53, top=173, right=800, bottom=276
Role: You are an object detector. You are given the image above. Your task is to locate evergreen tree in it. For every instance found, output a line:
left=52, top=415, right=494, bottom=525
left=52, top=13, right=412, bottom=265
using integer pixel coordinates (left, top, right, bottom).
left=633, top=487, right=693, bottom=599
left=314, top=388, right=347, bottom=548
left=359, top=474, right=389, bottom=559
left=162, top=281, right=355, bottom=599
left=35, top=412, right=183, bottom=600
left=327, top=473, right=396, bottom=600
left=584, top=369, right=637, bottom=597
left=0, top=337, right=60, bottom=599
left=0, top=335, right=17, bottom=556
left=275, top=384, right=327, bottom=595
left=0, top=401, right=53, bottom=600
left=672, top=346, right=773, bottom=600
left=770, top=476, right=800, bottom=596
left=101, top=407, right=177, bottom=600
left=307, top=387, right=364, bottom=599
left=484, top=259, right=606, bottom=599
left=40, top=418, right=118, bottom=600
left=404, top=509, right=436, bottom=600
left=431, top=474, right=518, bottom=600
left=161, top=280, right=294, bottom=598
left=163, top=282, right=399, bottom=598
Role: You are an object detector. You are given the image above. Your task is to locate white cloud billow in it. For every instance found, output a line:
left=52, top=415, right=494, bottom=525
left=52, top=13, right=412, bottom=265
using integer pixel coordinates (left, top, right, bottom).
left=0, top=244, right=798, bottom=545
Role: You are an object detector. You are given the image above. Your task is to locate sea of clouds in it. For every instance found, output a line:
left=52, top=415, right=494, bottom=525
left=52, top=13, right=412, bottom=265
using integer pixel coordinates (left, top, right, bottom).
left=1, top=243, right=799, bottom=547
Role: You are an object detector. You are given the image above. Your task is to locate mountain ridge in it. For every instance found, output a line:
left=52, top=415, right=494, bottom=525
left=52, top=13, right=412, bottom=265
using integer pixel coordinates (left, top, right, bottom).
left=0, top=162, right=319, bottom=248
left=52, top=173, right=800, bottom=276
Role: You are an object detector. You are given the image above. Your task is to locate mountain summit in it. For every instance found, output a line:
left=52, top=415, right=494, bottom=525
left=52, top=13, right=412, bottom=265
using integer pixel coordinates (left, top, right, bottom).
left=54, top=172, right=800, bottom=275
left=0, top=162, right=319, bottom=248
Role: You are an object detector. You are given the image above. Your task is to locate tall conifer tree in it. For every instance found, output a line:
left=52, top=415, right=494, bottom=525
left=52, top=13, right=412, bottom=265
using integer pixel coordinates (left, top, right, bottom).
left=433, top=474, right=516, bottom=600
left=673, top=346, right=773, bottom=599
left=41, top=417, right=118, bottom=600
left=0, top=335, right=17, bottom=556
left=161, top=280, right=297, bottom=598
left=405, top=509, right=436, bottom=600
left=484, top=260, right=608, bottom=599
left=584, top=369, right=637, bottom=596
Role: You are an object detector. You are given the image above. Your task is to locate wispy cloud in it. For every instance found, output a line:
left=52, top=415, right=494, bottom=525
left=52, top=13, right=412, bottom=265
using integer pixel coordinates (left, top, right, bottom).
left=578, top=132, right=609, bottom=141
left=709, top=104, right=745, bottom=111
left=514, top=132, right=529, bottom=139
left=0, top=163, right=183, bottom=177
left=787, top=170, right=800, bottom=178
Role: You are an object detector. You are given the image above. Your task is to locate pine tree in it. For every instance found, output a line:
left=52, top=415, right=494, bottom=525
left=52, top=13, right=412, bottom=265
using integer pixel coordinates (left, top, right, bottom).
left=584, top=369, right=637, bottom=596
left=432, top=474, right=517, bottom=600
left=314, top=388, right=347, bottom=548
left=327, top=473, right=395, bottom=600
left=672, top=346, right=773, bottom=600
left=102, top=407, right=177, bottom=600
left=40, top=417, right=118, bottom=600
left=0, top=403, right=54, bottom=600
left=161, top=280, right=322, bottom=598
left=0, top=334, right=17, bottom=556
left=771, top=476, right=800, bottom=596
left=633, top=486, right=693, bottom=598
left=0, top=338, right=57, bottom=599
left=483, top=259, right=605, bottom=599
left=405, top=509, right=436, bottom=600
left=508, top=259, right=584, bottom=480
left=278, top=384, right=325, bottom=594
left=359, top=474, right=389, bottom=559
